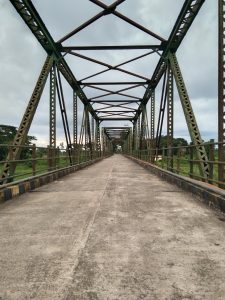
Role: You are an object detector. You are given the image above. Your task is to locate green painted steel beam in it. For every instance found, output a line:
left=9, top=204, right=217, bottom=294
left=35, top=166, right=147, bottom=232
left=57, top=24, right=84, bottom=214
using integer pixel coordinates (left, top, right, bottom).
left=9, top=0, right=98, bottom=120
left=134, top=0, right=205, bottom=121
left=169, top=52, right=209, bottom=179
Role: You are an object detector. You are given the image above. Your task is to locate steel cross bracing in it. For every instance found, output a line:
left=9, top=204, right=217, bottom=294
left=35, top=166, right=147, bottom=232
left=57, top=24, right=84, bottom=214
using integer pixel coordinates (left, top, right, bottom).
left=1, top=0, right=219, bottom=183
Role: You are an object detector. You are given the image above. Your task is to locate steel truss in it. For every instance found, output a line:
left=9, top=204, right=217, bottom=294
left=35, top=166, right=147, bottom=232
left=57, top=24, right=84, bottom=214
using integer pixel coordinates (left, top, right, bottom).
left=2, top=0, right=219, bottom=184
left=219, top=0, right=225, bottom=187
left=1, top=55, right=53, bottom=182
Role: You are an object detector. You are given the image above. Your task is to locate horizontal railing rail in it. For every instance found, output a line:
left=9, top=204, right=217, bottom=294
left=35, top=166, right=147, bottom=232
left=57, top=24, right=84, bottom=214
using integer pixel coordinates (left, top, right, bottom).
left=127, top=141, right=225, bottom=189
left=0, top=143, right=110, bottom=185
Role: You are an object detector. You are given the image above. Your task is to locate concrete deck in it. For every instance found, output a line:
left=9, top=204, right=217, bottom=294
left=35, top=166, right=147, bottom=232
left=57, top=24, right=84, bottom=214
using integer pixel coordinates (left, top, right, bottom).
left=1, top=154, right=225, bottom=299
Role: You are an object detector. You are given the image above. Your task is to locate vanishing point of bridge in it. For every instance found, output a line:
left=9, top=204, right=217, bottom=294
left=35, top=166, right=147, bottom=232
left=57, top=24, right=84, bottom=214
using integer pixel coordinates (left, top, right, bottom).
left=1, top=1, right=225, bottom=299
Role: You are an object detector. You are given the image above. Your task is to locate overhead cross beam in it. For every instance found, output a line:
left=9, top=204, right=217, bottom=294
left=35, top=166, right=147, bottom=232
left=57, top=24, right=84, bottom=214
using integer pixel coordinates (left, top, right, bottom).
left=134, top=0, right=205, bottom=120
left=58, top=0, right=126, bottom=43
left=9, top=0, right=98, bottom=120
left=89, top=0, right=165, bottom=42
left=69, top=51, right=152, bottom=82
left=61, top=45, right=164, bottom=51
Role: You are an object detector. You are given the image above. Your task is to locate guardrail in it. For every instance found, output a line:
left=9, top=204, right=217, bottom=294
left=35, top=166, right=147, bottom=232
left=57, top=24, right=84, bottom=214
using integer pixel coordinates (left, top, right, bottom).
left=0, top=144, right=107, bottom=184
left=129, top=141, right=225, bottom=189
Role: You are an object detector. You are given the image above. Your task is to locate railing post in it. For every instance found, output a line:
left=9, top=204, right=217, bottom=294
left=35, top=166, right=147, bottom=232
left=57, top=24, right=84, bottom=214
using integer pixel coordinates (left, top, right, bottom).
left=8, top=145, right=14, bottom=182
left=209, top=139, right=215, bottom=184
left=56, top=146, right=60, bottom=169
left=177, top=148, right=181, bottom=174
left=32, top=144, right=36, bottom=176
left=218, top=0, right=225, bottom=188
left=189, top=143, right=194, bottom=179
left=162, top=147, right=165, bottom=169
left=47, top=146, right=51, bottom=171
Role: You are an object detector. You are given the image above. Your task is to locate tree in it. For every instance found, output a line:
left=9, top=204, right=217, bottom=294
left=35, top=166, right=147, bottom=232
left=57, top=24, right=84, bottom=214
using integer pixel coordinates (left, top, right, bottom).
left=158, top=135, right=188, bottom=148
left=0, top=124, right=36, bottom=160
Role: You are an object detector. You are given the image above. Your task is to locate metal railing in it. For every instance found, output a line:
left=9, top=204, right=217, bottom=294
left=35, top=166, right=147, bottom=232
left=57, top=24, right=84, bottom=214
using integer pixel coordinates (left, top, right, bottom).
left=0, top=144, right=108, bottom=184
left=129, top=141, right=225, bottom=189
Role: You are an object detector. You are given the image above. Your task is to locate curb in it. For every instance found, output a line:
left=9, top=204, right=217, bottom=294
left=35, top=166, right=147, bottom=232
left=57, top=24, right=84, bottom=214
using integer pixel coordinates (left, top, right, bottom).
left=0, top=157, right=106, bottom=203
left=125, top=155, right=225, bottom=213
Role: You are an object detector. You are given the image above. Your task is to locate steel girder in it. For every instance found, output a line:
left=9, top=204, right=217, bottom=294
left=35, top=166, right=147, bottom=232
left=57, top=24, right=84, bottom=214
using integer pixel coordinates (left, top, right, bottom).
left=0, top=55, right=53, bottom=182
left=55, top=69, right=73, bottom=162
left=155, top=71, right=168, bottom=149
left=169, top=52, right=209, bottom=179
left=9, top=0, right=98, bottom=120
left=219, top=0, right=225, bottom=186
left=134, top=0, right=205, bottom=120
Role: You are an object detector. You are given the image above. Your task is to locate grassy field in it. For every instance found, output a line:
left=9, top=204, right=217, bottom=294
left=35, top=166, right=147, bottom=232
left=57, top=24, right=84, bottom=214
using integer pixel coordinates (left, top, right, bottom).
left=136, top=152, right=220, bottom=187
left=0, top=152, right=93, bottom=182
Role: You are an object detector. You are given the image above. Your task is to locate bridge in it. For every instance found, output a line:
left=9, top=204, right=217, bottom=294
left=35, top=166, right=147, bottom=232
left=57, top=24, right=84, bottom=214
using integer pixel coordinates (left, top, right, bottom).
left=0, top=0, right=225, bottom=299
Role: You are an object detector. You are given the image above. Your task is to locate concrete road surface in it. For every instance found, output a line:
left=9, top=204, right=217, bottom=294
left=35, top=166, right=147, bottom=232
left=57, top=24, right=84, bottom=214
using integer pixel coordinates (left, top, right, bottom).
left=1, top=155, right=225, bottom=300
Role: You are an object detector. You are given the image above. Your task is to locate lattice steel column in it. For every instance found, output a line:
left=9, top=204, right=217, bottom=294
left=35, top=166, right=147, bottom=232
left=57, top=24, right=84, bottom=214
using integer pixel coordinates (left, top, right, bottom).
left=91, top=116, right=95, bottom=149
left=219, top=0, right=225, bottom=186
left=137, top=115, right=141, bottom=150
left=1, top=55, right=53, bottom=183
left=96, top=120, right=101, bottom=156
left=150, top=90, right=155, bottom=146
left=150, top=91, right=155, bottom=162
left=140, top=106, right=146, bottom=150
left=168, top=52, right=209, bottom=179
left=49, top=63, right=56, bottom=148
left=73, top=91, right=77, bottom=146
left=85, top=107, right=92, bottom=159
left=73, top=91, right=77, bottom=163
left=167, top=64, right=174, bottom=171
left=49, top=63, right=56, bottom=170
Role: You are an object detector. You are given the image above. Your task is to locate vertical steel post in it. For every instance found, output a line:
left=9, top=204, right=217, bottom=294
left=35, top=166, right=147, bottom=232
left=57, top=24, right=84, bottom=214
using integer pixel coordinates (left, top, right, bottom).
left=101, top=128, right=105, bottom=156
left=85, top=106, right=93, bottom=159
left=168, top=52, right=209, bottom=180
left=73, top=91, right=77, bottom=147
left=49, top=63, right=56, bottom=148
left=95, top=119, right=101, bottom=156
left=219, top=0, right=225, bottom=187
left=73, top=91, right=77, bottom=163
left=150, top=90, right=155, bottom=162
left=55, top=68, right=72, bottom=165
left=49, top=63, right=56, bottom=169
left=167, top=64, right=174, bottom=172
left=137, top=116, right=141, bottom=157
left=150, top=90, right=155, bottom=144
left=0, top=55, right=53, bottom=183
left=140, top=106, right=146, bottom=151
left=91, top=116, right=95, bottom=155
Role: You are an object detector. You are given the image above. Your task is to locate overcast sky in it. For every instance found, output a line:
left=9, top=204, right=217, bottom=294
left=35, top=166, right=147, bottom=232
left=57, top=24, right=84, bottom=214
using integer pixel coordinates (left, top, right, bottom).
left=0, top=0, right=217, bottom=146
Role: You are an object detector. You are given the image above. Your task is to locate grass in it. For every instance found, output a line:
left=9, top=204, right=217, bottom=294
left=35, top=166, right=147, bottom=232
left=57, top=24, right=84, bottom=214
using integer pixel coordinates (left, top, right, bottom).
left=0, top=152, right=94, bottom=183
left=135, top=152, right=221, bottom=187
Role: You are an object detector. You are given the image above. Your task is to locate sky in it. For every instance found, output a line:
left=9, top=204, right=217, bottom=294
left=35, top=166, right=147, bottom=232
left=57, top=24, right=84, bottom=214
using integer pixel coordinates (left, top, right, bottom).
left=0, top=0, right=218, bottom=146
